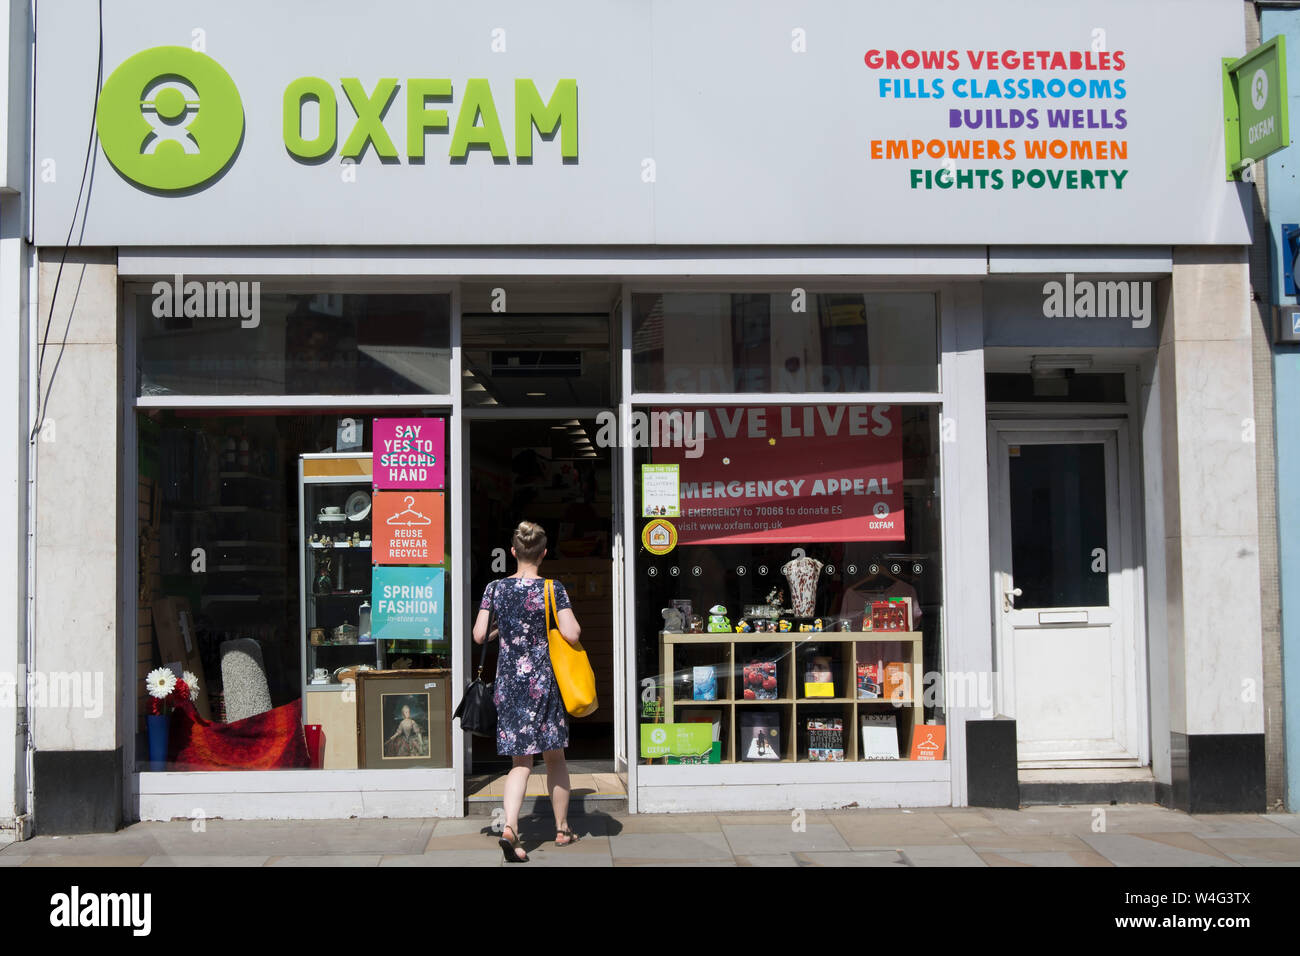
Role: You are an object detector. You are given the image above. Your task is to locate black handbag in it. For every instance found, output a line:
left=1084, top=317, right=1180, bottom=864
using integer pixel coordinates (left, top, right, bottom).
left=453, top=599, right=497, bottom=737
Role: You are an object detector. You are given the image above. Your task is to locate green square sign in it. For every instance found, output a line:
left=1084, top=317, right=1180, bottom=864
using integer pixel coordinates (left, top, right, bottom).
left=1224, top=35, right=1290, bottom=178
left=640, top=722, right=713, bottom=759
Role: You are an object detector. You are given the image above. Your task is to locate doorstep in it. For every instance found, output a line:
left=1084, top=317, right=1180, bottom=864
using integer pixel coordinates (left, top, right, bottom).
left=465, top=770, right=628, bottom=816
left=1018, top=767, right=1157, bottom=806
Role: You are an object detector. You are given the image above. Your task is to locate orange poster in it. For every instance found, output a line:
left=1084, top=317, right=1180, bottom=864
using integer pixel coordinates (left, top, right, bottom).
left=373, top=492, right=444, bottom=565
left=909, top=724, right=946, bottom=761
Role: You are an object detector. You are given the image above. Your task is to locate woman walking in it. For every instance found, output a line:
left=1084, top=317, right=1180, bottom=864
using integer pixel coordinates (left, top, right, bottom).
left=473, top=520, right=583, bottom=863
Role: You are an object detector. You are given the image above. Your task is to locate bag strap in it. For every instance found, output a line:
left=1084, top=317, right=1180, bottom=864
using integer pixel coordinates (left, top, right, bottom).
left=476, top=581, right=497, bottom=681
left=545, top=578, right=556, bottom=632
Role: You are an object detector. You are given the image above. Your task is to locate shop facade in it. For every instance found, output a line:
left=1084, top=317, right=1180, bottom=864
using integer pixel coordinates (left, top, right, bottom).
left=9, top=0, right=1273, bottom=831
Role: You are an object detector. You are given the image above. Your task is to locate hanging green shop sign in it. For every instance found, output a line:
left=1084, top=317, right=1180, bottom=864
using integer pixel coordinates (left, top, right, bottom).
left=640, top=723, right=712, bottom=760
left=1223, top=35, right=1290, bottom=179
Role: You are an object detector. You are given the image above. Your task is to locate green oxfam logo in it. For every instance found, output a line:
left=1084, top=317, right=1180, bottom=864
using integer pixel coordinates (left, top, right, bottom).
left=96, top=46, right=243, bottom=191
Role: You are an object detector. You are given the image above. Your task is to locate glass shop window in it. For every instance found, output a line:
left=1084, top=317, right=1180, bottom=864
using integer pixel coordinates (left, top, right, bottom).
left=632, top=403, right=945, bottom=766
left=133, top=289, right=451, bottom=396
left=632, top=292, right=938, bottom=394
left=136, top=409, right=452, bottom=772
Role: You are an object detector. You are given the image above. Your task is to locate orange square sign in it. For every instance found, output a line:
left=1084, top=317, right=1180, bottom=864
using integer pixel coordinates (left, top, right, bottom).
left=909, top=724, right=946, bottom=761
left=373, top=492, right=444, bottom=565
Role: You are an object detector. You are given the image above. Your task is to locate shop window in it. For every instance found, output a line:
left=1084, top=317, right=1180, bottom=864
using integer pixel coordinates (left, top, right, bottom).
left=632, top=292, right=938, bottom=394
left=133, top=289, right=451, bottom=396
left=633, top=404, right=945, bottom=765
left=136, top=409, right=451, bottom=771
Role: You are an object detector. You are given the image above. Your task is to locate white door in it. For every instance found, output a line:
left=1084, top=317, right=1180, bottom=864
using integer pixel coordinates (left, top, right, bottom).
left=989, top=421, right=1143, bottom=767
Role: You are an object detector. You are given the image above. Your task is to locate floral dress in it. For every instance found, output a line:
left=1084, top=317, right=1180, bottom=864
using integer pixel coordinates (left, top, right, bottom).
left=480, top=577, right=572, bottom=756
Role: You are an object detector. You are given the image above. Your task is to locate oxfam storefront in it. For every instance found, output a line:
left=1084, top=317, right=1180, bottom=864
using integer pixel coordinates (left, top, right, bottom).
left=23, top=0, right=1268, bottom=828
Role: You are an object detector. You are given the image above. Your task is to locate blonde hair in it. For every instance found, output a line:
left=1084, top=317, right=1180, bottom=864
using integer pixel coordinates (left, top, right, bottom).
left=512, top=521, right=547, bottom=564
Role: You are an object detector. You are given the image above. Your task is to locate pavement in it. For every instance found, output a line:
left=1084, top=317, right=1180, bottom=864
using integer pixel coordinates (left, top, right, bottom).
left=2, top=805, right=1299, bottom=866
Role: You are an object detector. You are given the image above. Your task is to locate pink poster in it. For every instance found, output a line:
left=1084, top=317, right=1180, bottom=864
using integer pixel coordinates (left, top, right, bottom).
left=373, top=418, right=445, bottom=489
left=651, top=405, right=903, bottom=545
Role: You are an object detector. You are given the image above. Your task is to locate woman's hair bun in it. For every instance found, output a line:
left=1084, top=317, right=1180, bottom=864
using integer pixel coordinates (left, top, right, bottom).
left=512, top=521, right=547, bottom=562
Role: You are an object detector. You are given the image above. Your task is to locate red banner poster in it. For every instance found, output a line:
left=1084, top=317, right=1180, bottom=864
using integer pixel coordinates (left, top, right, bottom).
left=651, top=405, right=904, bottom=545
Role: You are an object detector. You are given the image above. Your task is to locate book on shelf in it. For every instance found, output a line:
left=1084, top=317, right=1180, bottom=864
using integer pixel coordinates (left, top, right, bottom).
left=806, top=716, right=844, bottom=761
left=742, top=659, right=779, bottom=700
left=693, top=665, right=717, bottom=701
left=860, top=713, right=900, bottom=760
left=804, top=654, right=835, bottom=698
left=909, top=723, right=946, bottom=761
left=856, top=660, right=883, bottom=699
left=884, top=661, right=911, bottom=701
left=739, top=711, right=781, bottom=761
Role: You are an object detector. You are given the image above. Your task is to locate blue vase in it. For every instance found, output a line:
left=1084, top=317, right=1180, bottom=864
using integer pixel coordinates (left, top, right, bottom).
left=146, top=713, right=170, bottom=770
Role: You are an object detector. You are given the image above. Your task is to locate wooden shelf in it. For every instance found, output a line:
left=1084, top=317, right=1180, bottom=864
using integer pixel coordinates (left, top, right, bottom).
left=657, top=630, right=926, bottom=763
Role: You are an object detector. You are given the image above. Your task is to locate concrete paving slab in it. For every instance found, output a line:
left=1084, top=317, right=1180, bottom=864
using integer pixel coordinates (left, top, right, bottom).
left=21, top=855, right=150, bottom=867
left=1269, top=815, right=1300, bottom=836
left=613, top=859, right=737, bottom=866
left=266, top=854, right=383, bottom=866
left=829, top=811, right=963, bottom=848
left=961, top=832, right=1106, bottom=853
left=735, top=853, right=799, bottom=866
left=1197, top=836, right=1300, bottom=863
left=978, top=850, right=1113, bottom=867
left=608, top=831, right=734, bottom=860
left=794, top=850, right=905, bottom=867
left=611, top=813, right=720, bottom=833
left=714, top=811, right=834, bottom=825
left=383, top=851, right=501, bottom=867
left=1081, top=833, right=1239, bottom=867
left=141, top=856, right=271, bottom=866
left=896, top=845, right=988, bottom=866
left=719, top=823, right=851, bottom=855
left=1185, top=814, right=1298, bottom=837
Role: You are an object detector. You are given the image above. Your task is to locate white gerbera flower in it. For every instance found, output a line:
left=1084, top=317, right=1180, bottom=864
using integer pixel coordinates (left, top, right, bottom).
left=183, top=671, right=200, bottom=700
left=146, top=668, right=177, bottom=699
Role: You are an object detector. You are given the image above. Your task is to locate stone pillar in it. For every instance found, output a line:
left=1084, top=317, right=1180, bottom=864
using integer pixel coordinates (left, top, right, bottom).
left=1157, top=248, right=1266, bottom=812
left=31, top=248, right=122, bottom=833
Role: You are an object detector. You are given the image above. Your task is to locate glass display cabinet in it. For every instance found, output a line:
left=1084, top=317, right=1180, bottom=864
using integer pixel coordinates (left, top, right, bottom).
left=298, top=453, right=380, bottom=694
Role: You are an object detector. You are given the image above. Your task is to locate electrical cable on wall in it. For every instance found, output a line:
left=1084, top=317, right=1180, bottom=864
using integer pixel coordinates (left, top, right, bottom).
left=30, top=0, right=103, bottom=442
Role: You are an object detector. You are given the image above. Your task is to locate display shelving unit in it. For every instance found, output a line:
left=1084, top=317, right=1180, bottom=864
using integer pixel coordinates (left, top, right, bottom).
left=659, top=631, right=924, bottom=762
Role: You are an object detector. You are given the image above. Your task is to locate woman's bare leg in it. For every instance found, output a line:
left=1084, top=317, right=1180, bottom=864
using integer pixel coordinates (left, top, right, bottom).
left=542, top=749, right=571, bottom=839
left=502, top=755, right=532, bottom=859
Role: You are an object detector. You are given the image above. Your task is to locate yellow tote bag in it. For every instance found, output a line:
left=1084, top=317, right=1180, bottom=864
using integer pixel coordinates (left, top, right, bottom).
left=546, top=579, right=598, bottom=718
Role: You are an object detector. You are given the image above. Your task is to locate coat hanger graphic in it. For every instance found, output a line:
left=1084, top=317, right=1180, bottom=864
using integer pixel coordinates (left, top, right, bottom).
left=386, top=495, right=432, bottom=526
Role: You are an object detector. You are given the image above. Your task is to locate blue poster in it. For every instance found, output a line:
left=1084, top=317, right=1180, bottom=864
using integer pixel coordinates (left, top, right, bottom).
left=372, top=566, right=444, bottom=641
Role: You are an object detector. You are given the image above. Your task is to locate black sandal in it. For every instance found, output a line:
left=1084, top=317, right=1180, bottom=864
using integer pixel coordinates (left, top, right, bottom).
left=555, top=826, right=581, bottom=847
left=499, top=825, right=529, bottom=863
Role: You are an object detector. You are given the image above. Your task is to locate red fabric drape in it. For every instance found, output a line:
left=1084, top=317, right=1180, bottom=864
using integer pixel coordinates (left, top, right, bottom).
left=167, top=697, right=311, bottom=770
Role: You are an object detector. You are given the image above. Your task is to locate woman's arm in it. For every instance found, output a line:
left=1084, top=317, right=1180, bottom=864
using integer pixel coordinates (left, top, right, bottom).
left=472, top=607, right=492, bottom=645
left=556, top=607, right=582, bottom=647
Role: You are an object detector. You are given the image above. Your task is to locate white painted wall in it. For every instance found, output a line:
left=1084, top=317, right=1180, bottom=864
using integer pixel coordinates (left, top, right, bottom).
left=0, top=0, right=30, bottom=842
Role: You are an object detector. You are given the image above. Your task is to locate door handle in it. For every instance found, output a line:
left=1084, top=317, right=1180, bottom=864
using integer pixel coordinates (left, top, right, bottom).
left=1002, top=587, right=1022, bottom=612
